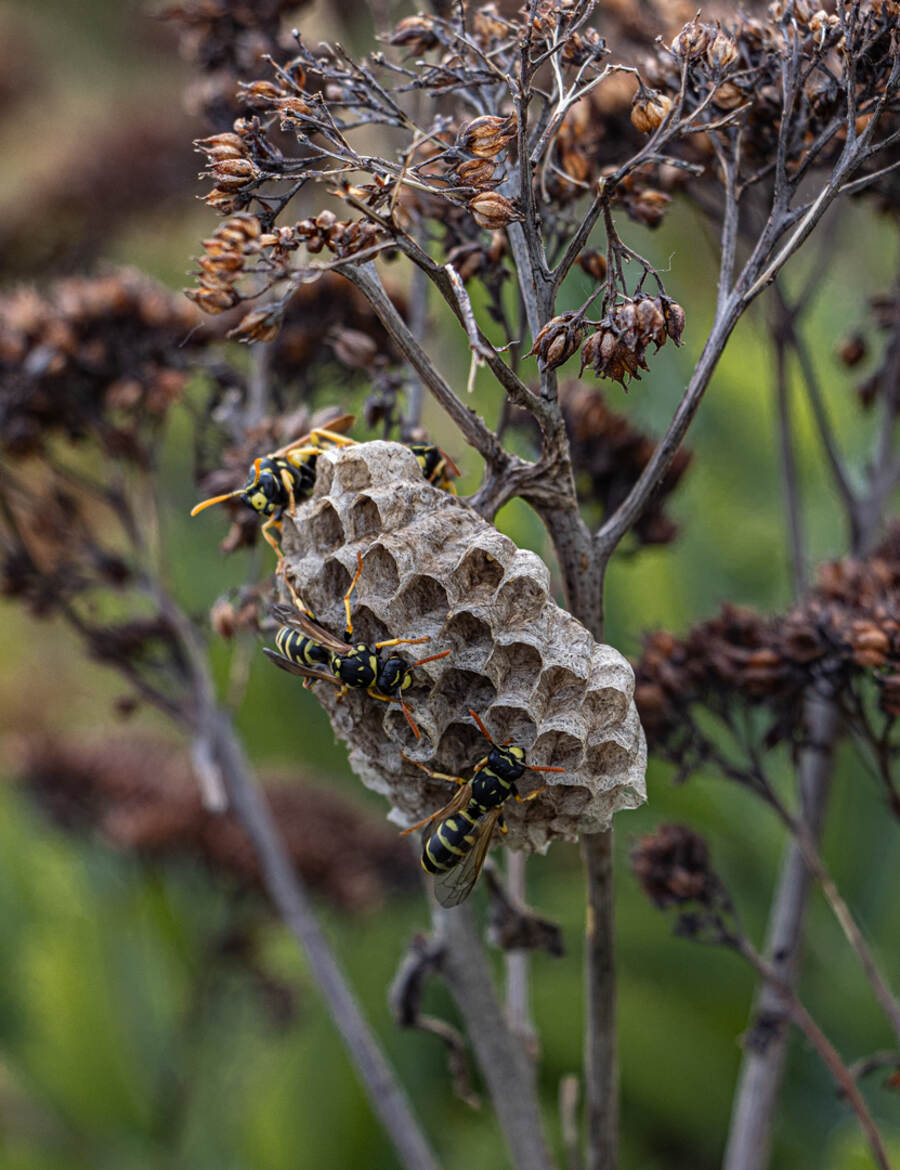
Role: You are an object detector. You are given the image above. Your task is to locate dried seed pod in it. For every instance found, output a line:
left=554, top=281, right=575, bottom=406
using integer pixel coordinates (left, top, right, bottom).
left=455, top=157, right=497, bottom=188
left=468, top=191, right=519, bottom=229
left=836, top=333, right=867, bottom=367
left=706, top=30, right=738, bottom=71
left=623, top=187, right=671, bottom=228
left=528, top=313, right=585, bottom=370
left=578, top=250, right=608, bottom=282
left=389, top=15, right=440, bottom=54
left=227, top=306, right=283, bottom=343
left=457, top=114, right=517, bottom=158
left=279, top=443, right=646, bottom=851
left=630, top=90, right=672, bottom=134
left=671, top=21, right=713, bottom=59
left=331, top=328, right=379, bottom=369
left=660, top=296, right=686, bottom=346
left=713, top=81, right=745, bottom=110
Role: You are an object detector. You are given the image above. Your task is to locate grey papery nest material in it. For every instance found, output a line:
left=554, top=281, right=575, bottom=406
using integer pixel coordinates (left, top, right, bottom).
left=280, top=442, right=647, bottom=851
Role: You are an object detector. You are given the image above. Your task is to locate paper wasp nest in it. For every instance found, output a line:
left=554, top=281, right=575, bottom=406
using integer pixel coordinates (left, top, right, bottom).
left=280, top=442, right=646, bottom=851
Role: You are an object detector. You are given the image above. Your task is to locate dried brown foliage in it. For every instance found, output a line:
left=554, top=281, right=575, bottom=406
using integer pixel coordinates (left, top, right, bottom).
left=5, top=732, right=416, bottom=911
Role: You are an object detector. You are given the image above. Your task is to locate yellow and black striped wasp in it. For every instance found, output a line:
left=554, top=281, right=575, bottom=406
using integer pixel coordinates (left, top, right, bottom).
left=190, top=415, right=357, bottom=561
left=406, top=443, right=461, bottom=494
left=402, top=709, right=565, bottom=907
left=263, top=553, right=450, bottom=738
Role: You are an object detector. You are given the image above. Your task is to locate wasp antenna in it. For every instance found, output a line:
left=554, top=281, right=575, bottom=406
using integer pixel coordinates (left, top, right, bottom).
left=467, top=708, right=495, bottom=746
left=410, top=648, right=451, bottom=669
left=528, top=764, right=566, bottom=773
left=190, top=489, right=243, bottom=516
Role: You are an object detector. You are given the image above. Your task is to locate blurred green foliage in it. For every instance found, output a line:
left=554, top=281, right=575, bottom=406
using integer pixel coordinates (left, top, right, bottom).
left=0, top=2, right=898, bottom=1168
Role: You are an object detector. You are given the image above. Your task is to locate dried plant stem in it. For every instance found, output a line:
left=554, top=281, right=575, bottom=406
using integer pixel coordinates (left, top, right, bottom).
left=434, top=904, right=558, bottom=1170
left=791, top=820, right=900, bottom=1042
left=209, top=713, right=442, bottom=1170
left=733, top=935, right=892, bottom=1170
left=506, top=851, right=537, bottom=1053
left=772, top=313, right=806, bottom=594
left=581, top=830, right=617, bottom=1170
left=151, top=596, right=443, bottom=1170
left=723, top=694, right=838, bottom=1170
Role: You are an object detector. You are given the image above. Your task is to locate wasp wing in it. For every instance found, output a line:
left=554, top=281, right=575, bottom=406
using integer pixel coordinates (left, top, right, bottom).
left=269, top=605, right=352, bottom=656
left=416, top=777, right=474, bottom=838
left=273, top=413, right=356, bottom=457
left=431, top=807, right=503, bottom=909
left=438, top=447, right=462, bottom=479
left=262, top=648, right=341, bottom=688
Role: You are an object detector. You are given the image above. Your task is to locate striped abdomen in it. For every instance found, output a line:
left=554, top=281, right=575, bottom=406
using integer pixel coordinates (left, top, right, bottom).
left=274, top=626, right=330, bottom=669
left=423, top=806, right=482, bottom=874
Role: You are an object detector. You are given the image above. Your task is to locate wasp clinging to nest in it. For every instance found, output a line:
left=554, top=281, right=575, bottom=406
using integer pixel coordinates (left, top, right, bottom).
left=190, top=414, right=357, bottom=562
left=402, top=710, right=565, bottom=906
left=263, top=552, right=451, bottom=738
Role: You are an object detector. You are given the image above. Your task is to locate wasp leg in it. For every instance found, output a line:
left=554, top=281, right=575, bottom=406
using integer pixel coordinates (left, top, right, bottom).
left=498, top=815, right=508, bottom=835
left=399, top=809, right=443, bottom=837
left=516, top=784, right=547, bottom=803
left=401, top=755, right=467, bottom=787
left=308, top=427, right=357, bottom=449
left=343, top=552, right=364, bottom=639
left=373, top=636, right=430, bottom=650
left=279, top=468, right=298, bottom=516
left=261, top=516, right=284, bottom=564
left=367, top=691, right=421, bottom=738
left=334, top=684, right=349, bottom=704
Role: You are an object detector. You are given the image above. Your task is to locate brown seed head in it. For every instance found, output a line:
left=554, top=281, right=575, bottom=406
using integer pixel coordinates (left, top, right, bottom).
left=631, top=825, right=717, bottom=909
left=578, top=250, right=608, bottom=282
left=529, top=313, right=585, bottom=370
left=630, top=90, right=673, bottom=134
left=389, top=15, right=440, bottom=53
left=468, top=191, right=519, bottom=229
left=457, top=114, right=517, bottom=158
left=671, top=21, right=713, bottom=59
left=706, top=30, right=738, bottom=71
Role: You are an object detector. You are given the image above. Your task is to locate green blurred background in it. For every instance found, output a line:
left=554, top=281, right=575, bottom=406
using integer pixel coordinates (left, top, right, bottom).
left=0, top=1, right=897, bottom=1167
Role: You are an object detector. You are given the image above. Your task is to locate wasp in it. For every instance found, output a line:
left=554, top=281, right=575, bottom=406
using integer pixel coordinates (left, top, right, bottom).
left=406, top=443, right=461, bottom=494
left=262, top=552, right=451, bottom=738
left=401, top=709, right=565, bottom=907
left=190, top=415, right=357, bottom=560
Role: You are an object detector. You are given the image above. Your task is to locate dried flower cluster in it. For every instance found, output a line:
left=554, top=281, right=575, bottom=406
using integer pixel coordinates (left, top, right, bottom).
left=0, top=269, right=207, bottom=459
left=0, top=117, right=195, bottom=279
left=159, top=0, right=352, bottom=127
left=5, top=732, right=416, bottom=911
left=630, top=822, right=738, bottom=944
left=634, top=528, right=900, bottom=799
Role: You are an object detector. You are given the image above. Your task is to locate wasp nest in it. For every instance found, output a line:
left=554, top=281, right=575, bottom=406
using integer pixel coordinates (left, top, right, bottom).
left=280, top=442, right=646, bottom=852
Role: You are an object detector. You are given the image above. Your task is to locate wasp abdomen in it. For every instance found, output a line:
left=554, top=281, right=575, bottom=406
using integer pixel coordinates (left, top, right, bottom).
left=275, top=626, right=330, bottom=668
left=423, top=808, right=481, bottom=874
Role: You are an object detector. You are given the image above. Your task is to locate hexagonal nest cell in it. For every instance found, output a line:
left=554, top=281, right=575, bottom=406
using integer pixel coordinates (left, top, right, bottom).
left=277, top=441, right=646, bottom=851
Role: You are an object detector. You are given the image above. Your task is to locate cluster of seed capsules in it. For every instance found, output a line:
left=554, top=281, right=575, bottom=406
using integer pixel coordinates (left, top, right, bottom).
left=191, top=418, right=563, bottom=905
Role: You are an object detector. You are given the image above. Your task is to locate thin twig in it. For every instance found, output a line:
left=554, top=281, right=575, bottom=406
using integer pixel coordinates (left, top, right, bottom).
left=581, top=830, right=617, bottom=1170
left=734, top=936, right=892, bottom=1170
left=723, top=695, right=839, bottom=1170
left=434, top=904, right=559, bottom=1170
